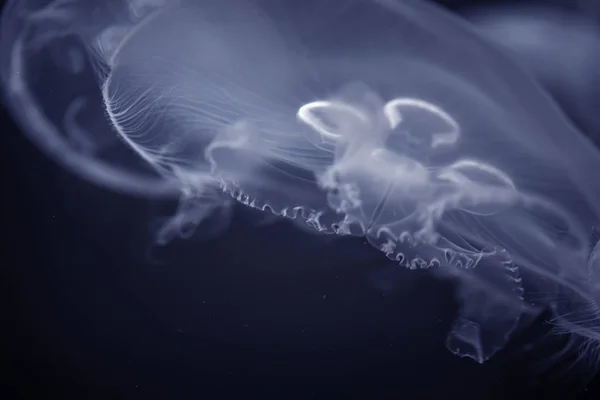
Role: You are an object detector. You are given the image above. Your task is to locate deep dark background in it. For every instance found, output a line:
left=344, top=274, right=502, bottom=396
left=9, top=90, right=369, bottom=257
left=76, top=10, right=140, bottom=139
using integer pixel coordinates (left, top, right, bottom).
left=2, top=0, right=599, bottom=398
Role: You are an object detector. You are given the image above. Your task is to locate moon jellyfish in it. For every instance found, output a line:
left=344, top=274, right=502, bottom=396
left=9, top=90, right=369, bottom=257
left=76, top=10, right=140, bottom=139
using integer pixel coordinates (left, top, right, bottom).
left=5, top=0, right=600, bottom=380
left=0, top=0, right=180, bottom=197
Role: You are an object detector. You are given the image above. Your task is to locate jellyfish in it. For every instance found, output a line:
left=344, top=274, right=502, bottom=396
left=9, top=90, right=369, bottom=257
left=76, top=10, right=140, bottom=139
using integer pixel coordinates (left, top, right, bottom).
left=3, top=0, right=600, bottom=380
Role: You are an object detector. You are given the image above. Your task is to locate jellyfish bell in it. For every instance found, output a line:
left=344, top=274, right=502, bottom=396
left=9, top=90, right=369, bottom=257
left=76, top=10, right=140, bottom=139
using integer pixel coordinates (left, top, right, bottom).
left=0, top=0, right=180, bottom=197
left=9, top=0, right=600, bottom=382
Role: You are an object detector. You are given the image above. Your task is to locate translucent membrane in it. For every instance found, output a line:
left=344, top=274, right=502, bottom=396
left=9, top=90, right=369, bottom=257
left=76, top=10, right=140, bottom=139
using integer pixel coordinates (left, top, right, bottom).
left=0, top=0, right=179, bottom=196
left=4, top=0, right=600, bottom=372
left=466, top=4, right=600, bottom=138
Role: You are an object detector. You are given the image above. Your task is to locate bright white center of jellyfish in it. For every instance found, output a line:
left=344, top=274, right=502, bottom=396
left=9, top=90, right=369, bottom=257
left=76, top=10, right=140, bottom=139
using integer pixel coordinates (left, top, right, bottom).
left=296, top=94, right=519, bottom=246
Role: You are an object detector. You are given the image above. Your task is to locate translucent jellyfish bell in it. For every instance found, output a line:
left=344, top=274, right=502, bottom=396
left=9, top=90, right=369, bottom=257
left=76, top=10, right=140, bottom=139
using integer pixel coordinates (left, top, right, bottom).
left=0, top=0, right=179, bottom=197
left=11, top=0, right=600, bottom=378
left=465, top=4, right=600, bottom=138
